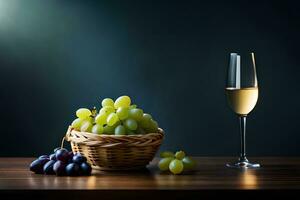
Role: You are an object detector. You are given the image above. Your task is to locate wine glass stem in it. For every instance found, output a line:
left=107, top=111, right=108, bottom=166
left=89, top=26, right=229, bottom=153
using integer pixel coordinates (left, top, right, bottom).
left=239, top=116, right=248, bottom=162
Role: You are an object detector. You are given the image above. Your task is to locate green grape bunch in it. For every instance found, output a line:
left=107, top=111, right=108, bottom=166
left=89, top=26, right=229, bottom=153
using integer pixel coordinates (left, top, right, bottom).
left=70, top=95, right=160, bottom=135
left=158, top=150, right=196, bottom=174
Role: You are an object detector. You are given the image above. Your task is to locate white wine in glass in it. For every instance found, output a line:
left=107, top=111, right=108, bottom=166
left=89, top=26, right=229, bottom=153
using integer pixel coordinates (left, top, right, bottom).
left=225, top=52, right=260, bottom=168
left=225, top=87, right=258, bottom=116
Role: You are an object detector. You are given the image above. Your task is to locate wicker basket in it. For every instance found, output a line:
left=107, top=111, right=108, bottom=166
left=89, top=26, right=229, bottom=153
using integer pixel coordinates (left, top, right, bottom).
left=65, top=126, right=164, bottom=170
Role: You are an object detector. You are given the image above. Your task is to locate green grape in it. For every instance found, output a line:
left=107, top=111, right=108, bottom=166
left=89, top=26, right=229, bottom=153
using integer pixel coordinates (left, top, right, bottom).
left=71, top=118, right=83, bottom=130
left=124, top=119, right=138, bottom=130
left=92, top=124, right=104, bottom=134
left=116, top=107, right=129, bottom=120
left=143, top=113, right=152, bottom=120
left=129, top=104, right=137, bottom=109
left=107, top=113, right=119, bottom=126
left=153, top=120, right=159, bottom=130
left=140, top=113, right=152, bottom=128
left=128, top=108, right=143, bottom=121
left=76, top=108, right=92, bottom=119
left=182, top=157, right=196, bottom=170
left=88, top=116, right=95, bottom=124
left=80, top=120, right=93, bottom=132
left=145, top=119, right=159, bottom=133
left=169, top=159, right=184, bottom=175
left=103, top=125, right=115, bottom=134
left=158, top=157, right=174, bottom=171
left=114, top=125, right=126, bottom=135
left=84, top=116, right=93, bottom=122
left=136, top=126, right=146, bottom=134
left=113, top=120, right=121, bottom=127
left=114, top=95, right=131, bottom=109
left=102, top=98, right=114, bottom=107
left=160, top=151, right=175, bottom=158
left=175, top=151, right=186, bottom=160
left=126, top=129, right=136, bottom=135
left=151, top=119, right=158, bottom=129
left=95, top=114, right=107, bottom=125
left=99, top=106, right=115, bottom=115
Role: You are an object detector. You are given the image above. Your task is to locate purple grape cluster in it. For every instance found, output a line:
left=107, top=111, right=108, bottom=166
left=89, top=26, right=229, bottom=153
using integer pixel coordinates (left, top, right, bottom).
left=29, top=148, right=92, bottom=176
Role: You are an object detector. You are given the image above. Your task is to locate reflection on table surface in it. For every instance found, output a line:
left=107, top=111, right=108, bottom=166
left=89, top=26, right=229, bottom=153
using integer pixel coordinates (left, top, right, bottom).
left=1, top=157, right=300, bottom=190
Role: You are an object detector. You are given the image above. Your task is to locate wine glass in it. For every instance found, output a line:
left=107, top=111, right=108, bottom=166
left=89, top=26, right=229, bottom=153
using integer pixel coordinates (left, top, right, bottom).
left=225, top=52, right=260, bottom=168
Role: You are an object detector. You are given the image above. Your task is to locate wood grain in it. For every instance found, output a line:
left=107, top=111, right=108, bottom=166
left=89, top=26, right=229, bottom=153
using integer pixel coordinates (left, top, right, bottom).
left=0, top=157, right=299, bottom=198
left=0, top=157, right=300, bottom=200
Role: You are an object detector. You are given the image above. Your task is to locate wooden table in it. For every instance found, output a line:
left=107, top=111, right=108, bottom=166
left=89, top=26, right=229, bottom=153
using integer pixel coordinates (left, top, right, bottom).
left=0, top=157, right=299, bottom=199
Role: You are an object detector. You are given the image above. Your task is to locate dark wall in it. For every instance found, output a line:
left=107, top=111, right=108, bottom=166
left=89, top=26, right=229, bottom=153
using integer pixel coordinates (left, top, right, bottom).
left=1, top=0, right=299, bottom=156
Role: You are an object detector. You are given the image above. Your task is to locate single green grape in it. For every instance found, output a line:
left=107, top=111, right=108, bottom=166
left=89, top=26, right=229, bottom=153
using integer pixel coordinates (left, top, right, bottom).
left=175, top=151, right=186, bottom=160
left=99, top=106, right=115, bottom=115
left=158, top=157, right=174, bottom=171
left=143, top=113, right=152, bottom=121
left=182, top=157, right=196, bottom=170
left=80, top=120, right=93, bottom=132
left=114, top=95, right=131, bottom=109
left=95, top=113, right=107, bottom=125
left=169, top=159, right=184, bottom=175
left=92, top=124, right=104, bottom=134
left=107, top=113, right=119, bottom=126
left=114, top=125, right=126, bottom=135
left=136, top=126, right=146, bottom=134
left=145, top=119, right=159, bottom=133
left=103, top=125, right=115, bottom=134
left=160, top=151, right=175, bottom=158
left=126, top=129, right=136, bottom=135
left=71, top=118, right=83, bottom=130
left=116, top=107, right=129, bottom=120
left=128, top=108, right=143, bottom=121
left=124, top=118, right=138, bottom=130
left=139, top=113, right=152, bottom=128
left=76, top=108, right=92, bottom=119
left=151, top=119, right=158, bottom=129
left=102, top=98, right=114, bottom=107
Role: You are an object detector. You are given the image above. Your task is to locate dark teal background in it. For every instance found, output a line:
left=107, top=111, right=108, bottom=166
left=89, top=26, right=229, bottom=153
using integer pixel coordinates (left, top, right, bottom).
left=0, top=0, right=299, bottom=156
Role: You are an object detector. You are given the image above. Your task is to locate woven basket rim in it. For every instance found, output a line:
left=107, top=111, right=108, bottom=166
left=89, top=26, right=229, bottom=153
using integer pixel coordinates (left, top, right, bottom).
left=65, top=126, right=164, bottom=148
left=66, top=126, right=164, bottom=139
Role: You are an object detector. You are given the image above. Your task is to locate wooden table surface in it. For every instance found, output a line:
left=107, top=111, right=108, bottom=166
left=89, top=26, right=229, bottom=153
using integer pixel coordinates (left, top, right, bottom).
left=0, top=157, right=299, bottom=198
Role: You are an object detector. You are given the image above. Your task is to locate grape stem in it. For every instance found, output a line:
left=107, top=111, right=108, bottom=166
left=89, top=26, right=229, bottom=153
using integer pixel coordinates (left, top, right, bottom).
left=61, top=137, right=65, bottom=149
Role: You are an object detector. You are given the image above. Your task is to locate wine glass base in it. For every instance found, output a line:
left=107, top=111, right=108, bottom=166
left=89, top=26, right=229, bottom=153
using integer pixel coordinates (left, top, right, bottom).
left=226, top=161, right=260, bottom=169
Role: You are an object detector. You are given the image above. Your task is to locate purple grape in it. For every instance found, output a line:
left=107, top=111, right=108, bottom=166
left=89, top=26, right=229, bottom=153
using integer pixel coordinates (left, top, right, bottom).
left=38, top=155, right=49, bottom=160
left=43, top=160, right=56, bottom=175
left=41, top=158, right=50, bottom=164
left=30, top=158, right=49, bottom=174
left=67, top=152, right=74, bottom=163
left=55, top=148, right=69, bottom=162
left=53, top=160, right=66, bottom=176
left=80, top=162, right=92, bottom=176
left=72, top=153, right=87, bottom=164
left=66, top=163, right=80, bottom=176
left=68, top=151, right=74, bottom=158
left=49, top=153, right=56, bottom=161
left=53, top=147, right=61, bottom=153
